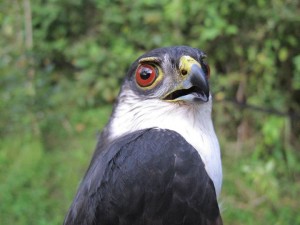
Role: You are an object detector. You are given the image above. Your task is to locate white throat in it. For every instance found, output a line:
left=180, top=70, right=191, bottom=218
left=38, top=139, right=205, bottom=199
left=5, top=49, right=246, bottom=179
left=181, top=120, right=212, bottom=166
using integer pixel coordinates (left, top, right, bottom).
left=107, top=90, right=222, bottom=197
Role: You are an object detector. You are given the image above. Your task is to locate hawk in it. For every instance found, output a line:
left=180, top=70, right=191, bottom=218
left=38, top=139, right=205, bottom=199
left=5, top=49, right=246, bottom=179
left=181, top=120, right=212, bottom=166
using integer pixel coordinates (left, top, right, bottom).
left=64, top=46, right=223, bottom=225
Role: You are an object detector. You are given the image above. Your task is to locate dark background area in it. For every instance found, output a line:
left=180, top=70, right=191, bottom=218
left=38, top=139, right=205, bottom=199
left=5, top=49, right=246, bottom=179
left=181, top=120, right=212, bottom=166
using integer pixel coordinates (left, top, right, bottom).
left=1, top=0, right=300, bottom=224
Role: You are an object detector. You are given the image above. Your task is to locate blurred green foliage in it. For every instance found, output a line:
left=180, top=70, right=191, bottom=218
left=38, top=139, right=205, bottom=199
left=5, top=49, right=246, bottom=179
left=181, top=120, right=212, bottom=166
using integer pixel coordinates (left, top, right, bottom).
left=0, top=0, right=299, bottom=224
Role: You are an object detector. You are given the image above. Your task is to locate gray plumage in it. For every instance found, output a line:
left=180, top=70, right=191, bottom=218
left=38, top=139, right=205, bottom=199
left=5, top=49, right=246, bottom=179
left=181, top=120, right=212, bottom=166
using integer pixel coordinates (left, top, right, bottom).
left=64, top=46, right=223, bottom=225
left=64, top=129, right=222, bottom=225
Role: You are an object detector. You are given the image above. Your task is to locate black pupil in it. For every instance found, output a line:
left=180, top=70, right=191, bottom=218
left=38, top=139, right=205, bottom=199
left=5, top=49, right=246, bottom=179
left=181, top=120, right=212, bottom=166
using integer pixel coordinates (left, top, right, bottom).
left=140, top=68, right=152, bottom=80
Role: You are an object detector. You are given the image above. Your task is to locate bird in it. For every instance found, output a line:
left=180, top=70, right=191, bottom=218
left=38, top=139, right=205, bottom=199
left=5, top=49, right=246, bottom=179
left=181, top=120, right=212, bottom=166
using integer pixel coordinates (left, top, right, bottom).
left=63, top=46, right=223, bottom=225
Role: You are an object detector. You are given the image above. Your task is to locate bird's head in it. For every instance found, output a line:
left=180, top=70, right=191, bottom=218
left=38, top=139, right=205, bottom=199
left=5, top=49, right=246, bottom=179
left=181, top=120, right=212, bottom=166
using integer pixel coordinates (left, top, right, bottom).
left=105, top=46, right=214, bottom=143
left=122, top=46, right=210, bottom=104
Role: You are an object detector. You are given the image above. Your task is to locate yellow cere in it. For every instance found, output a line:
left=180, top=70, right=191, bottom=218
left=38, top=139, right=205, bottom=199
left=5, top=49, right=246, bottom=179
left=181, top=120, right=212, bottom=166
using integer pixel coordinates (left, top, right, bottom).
left=179, top=55, right=201, bottom=76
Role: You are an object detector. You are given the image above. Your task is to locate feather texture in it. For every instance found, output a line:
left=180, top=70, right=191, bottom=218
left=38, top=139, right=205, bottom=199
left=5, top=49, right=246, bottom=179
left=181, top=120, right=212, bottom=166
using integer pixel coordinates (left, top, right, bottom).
left=64, top=129, right=222, bottom=225
left=106, top=88, right=222, bottom=197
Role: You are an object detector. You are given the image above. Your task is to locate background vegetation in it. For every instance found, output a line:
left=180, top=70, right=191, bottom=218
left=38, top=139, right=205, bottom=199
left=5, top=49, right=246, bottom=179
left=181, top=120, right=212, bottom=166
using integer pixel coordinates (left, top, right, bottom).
left=1, top=0, right=299, bottom=224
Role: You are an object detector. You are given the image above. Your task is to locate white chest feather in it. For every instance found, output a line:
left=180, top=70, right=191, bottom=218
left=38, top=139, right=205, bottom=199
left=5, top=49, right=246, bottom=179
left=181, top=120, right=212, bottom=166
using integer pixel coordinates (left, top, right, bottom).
left=107, top=97, right=222, bottom=197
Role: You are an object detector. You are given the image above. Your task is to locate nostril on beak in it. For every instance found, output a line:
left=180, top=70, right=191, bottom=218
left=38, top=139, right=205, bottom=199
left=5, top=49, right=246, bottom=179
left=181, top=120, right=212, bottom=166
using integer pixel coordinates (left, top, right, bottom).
left=181, top=69, right=188, bottom=76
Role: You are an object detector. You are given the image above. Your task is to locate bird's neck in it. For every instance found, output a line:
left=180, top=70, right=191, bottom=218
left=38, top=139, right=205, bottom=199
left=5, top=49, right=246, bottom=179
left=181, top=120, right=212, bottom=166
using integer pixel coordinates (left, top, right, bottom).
left=105, top=96, right=222, bottom=197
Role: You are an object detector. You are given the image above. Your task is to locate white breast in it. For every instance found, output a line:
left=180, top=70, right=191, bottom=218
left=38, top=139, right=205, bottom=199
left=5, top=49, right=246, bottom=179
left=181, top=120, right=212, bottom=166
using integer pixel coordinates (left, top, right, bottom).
left=107, top=93, right=222, bottom=197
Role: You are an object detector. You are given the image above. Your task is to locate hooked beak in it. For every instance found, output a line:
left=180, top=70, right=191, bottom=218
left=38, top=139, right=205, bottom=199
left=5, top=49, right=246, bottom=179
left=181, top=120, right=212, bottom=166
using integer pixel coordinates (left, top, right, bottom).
left=163, top=56, right=210, bottom=103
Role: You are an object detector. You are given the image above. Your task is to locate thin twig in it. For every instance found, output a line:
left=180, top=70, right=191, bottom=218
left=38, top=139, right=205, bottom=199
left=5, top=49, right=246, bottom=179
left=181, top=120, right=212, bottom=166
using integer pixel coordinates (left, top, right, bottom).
left=216, top=98, right=300, bottom=120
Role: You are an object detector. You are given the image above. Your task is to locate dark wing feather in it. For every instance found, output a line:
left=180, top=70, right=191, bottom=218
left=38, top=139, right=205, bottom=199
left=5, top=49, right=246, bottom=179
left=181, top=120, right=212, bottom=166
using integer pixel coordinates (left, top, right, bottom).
left=64, top=128, right=222, bottom=225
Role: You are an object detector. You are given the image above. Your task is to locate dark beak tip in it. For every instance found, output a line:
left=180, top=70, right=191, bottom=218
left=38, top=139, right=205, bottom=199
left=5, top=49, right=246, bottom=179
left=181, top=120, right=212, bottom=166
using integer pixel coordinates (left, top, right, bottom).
left=190, top=64, right=209, bottom=92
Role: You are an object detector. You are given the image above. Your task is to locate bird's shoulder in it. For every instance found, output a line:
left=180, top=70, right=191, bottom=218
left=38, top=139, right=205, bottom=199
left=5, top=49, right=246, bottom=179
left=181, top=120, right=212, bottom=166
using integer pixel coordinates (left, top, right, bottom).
left=64, top=128, right=222, bottom=225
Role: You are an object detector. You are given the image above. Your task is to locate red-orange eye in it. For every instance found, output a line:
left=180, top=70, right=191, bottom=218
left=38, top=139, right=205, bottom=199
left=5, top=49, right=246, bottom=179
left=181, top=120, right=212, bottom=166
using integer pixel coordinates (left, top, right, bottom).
left=203, top=62, right=210, bottom=79
left=135, top=64, right=157, bottom=87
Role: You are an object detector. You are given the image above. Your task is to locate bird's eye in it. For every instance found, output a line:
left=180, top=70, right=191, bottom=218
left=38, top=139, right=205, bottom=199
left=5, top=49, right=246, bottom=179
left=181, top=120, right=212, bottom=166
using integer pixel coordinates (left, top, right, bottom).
left=202, top=62, right=210, bottom=79
left=135, top=64, right=157, bottom=87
